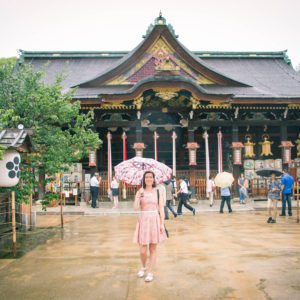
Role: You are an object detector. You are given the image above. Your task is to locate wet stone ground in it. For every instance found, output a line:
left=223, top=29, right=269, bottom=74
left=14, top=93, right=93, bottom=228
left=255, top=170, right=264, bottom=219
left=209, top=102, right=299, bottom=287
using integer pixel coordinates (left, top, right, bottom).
left=0, top=212, right=299, bottom=300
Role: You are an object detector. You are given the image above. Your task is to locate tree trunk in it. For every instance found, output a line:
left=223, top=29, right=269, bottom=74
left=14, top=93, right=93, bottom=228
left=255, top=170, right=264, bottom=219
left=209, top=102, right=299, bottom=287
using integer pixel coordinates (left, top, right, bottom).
left=38, top=168, right=45, bottom=200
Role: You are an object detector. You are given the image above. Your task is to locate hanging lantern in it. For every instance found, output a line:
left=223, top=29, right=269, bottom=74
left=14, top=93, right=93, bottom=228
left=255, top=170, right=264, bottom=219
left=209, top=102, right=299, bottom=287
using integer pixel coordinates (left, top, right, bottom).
left=186, top=142, right=200, bottom=166
left=0, top=149, right=21, bottom=187
left=244, top=135, right=255, bottom=158
left=133, top=143, right=146, bottom=157
left=295, top=134, right=300, bottom=158
left=88, top=150, right=96, bottom=167
left=279, top=141, right=294, bottom=164
left=231, top=142, right=244, bottom=165
left=259, top=134, right=273, bottom=156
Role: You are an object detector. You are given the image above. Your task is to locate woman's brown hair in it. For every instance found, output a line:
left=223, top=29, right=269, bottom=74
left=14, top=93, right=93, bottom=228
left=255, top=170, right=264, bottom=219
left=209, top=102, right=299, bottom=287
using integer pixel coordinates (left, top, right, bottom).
left=142, top=171, right=156, bottom=189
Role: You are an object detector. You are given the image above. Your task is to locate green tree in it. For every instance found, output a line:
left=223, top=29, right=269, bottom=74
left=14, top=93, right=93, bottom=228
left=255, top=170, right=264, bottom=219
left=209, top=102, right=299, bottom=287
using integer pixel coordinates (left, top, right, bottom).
left=0, top=57, right=17, bottom=67
left=0, top=60, right=101, bottom=201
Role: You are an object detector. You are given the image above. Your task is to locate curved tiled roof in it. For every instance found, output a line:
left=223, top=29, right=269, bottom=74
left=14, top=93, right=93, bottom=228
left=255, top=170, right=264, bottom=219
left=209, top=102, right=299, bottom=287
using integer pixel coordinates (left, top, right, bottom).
left=19, top=19, right=300, bottom=101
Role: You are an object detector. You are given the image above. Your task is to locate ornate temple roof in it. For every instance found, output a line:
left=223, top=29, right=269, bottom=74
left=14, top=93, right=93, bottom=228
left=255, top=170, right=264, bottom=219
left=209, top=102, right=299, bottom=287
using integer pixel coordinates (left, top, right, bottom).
left=19, top=14, right=300, bottom=103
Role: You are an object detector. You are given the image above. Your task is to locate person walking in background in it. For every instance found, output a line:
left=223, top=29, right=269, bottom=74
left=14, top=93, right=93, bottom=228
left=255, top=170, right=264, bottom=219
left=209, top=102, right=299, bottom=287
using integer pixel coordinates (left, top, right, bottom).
left=176, top=176, right=195, bottom=216
left=157, top=183, right=168, bottom=219
left=220, top=186, right=233, bottom=213
left=238, top=173, right=248, bottom=204
left=171, top=176, right=177, bottom=206
left=111, top=175, right=119, bottom=209
left=164, top=180, right=177, bottom=219
left=133, top=171, right=167, bottom=282
left=207, top=175, right=216, bottom=207
left=280, top=169, right=294, bottom=216
left=90, top=172, right=101, bottom=208
left=267, top=172, right=281, bottom=223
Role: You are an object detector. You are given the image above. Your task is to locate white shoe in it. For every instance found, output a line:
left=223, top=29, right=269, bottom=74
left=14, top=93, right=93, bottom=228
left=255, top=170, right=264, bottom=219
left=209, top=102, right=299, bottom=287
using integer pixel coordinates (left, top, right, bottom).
left=144, top=273, right=154, bottom=282
left=137, top=268, right=146, bottom=278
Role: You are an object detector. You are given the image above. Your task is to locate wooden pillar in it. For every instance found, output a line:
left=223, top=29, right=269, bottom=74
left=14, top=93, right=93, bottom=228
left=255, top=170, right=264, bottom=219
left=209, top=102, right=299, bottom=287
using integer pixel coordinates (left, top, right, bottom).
left=232, top=125, right=240, bottom=192
left=11, top=191, right=16, bottom=258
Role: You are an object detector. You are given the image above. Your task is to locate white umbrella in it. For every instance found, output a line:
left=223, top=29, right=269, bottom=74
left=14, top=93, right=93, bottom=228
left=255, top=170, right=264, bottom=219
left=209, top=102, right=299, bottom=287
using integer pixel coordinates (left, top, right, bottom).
left=215, top=172, right=234, bottom=188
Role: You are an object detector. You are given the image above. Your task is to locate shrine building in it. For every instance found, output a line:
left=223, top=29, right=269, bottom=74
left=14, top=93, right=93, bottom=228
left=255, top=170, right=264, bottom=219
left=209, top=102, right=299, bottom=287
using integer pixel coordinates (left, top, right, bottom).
left=19, top=14, right=300, bottom=198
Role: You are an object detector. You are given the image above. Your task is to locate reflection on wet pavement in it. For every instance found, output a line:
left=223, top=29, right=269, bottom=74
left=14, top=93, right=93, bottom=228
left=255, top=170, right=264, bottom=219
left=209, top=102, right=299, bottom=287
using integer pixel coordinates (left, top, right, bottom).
left=0, top=211, right=299, bottom=300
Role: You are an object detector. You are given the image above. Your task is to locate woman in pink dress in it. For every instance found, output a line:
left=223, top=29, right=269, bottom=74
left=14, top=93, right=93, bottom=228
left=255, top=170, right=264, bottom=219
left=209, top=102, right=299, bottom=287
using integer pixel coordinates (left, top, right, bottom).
left=133, top=170, right=167, bottom=282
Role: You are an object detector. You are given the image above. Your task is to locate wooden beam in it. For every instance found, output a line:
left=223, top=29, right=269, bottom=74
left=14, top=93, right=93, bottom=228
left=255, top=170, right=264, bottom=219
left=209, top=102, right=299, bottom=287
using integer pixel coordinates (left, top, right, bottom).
left=190, top=120, right=300, bottom=127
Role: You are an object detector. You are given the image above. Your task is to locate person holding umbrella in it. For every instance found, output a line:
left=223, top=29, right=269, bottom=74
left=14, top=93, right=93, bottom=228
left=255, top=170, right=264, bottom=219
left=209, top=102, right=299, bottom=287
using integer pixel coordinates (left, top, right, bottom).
left=214, top=172, right=234, bottom=214
left=267, top=172, right=281, bottom=223
left=220, top=186, right=233, bottom=213
left=133, top=171, right=167, bottom=283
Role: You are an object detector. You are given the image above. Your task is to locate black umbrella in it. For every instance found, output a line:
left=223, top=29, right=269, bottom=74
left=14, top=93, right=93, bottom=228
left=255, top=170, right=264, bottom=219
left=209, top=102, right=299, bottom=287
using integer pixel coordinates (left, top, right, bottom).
left=255, top=167, right=283, bottom=177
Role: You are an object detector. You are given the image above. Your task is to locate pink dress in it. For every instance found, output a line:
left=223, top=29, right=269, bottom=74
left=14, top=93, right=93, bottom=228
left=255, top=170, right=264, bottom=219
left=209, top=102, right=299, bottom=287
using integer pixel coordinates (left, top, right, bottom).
left=133, top=188, right=167, bottom=245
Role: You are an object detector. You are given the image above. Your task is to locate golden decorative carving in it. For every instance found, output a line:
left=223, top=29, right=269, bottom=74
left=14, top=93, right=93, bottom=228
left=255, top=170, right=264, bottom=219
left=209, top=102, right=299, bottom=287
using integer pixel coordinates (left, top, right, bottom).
left=133, top=97, right=144, bottom=110
left=104, top=36, right=215, bottom=86
left=259, top=134, right=273, bottom=156
left=155, top=91, right=178, bottom=101
left=288, top=104, right=300, bottom=109
left=150, top=38, right=214, bottom=83
left=190, top=97, right=200, bottom=110
left=154, top=48, right=179, bottom=72
left=149, top=37, right=174, bottom=54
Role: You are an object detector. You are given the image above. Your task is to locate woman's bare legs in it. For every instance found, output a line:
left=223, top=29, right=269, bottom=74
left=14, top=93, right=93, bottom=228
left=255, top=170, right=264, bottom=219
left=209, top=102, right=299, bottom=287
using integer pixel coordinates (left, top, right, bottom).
left=112, top=196, right=118, bottom=208
left=148, top=243, right=157, bottom=273
left=139, top=245, right=147, bottom=268
left=273, top=199, right=278, bottom=220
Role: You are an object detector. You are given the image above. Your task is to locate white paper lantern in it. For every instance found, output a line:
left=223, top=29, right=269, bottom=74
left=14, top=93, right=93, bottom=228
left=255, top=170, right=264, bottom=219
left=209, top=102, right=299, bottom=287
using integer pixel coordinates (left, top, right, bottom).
left=0, top=149, right=21, bottom=187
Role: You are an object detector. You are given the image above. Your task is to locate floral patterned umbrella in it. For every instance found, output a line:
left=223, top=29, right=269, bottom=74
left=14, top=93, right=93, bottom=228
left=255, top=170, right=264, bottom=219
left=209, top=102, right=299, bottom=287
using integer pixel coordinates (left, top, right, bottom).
left=114, top=156, right=172, bottom=186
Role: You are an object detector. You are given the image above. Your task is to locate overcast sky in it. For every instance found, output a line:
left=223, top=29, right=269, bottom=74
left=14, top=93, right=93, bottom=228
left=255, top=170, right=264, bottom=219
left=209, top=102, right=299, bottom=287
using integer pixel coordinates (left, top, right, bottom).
left=1, top=0, right=300, bottom=67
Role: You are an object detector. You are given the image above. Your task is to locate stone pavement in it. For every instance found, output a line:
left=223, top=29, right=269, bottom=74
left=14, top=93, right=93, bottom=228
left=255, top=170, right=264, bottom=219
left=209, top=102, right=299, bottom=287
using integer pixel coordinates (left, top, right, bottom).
left=0, top=211, right=299, bottom=300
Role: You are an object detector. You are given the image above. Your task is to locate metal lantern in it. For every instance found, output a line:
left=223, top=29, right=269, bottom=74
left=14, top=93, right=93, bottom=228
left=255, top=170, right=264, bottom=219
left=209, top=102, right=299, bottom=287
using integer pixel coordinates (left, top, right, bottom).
left=232, top=142, right=244, bottom=165
left=295, top=134, right=300, bottom=158
left=0, top=149, right=21, bottom=187
left=244, top=135, right=255, bottom=158
left=259, top=134, right=273, bottom=156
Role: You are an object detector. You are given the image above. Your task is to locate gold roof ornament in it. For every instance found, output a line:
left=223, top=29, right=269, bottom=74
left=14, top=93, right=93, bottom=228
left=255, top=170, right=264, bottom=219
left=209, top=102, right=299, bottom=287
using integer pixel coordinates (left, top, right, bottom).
left=154, top=49, right=180, bottom=73
left=244, top=135, right=255, bottom=158
left=133, top=96, right=144, bottom=110
left=259, top=134, right=273, bottom=156
left=155, top=90, right=178, bottom=101
left=191, top=97, right=199, bottom=110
